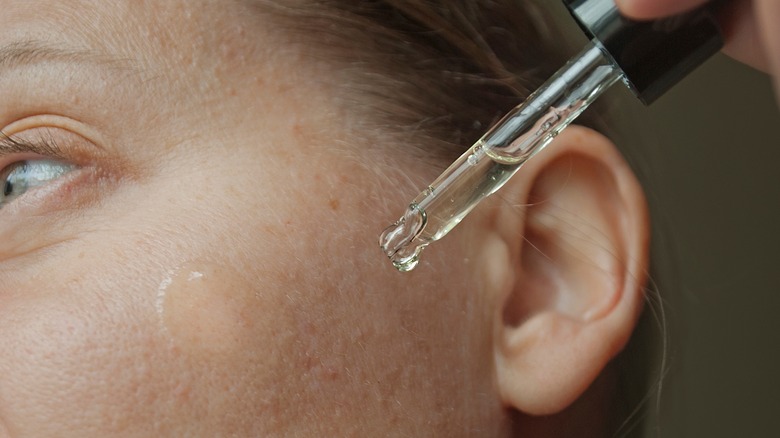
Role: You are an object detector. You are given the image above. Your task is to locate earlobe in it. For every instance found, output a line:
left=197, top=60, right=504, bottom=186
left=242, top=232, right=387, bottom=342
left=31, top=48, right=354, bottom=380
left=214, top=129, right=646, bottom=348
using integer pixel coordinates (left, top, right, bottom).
left=480, top=126, right=649, bottom=416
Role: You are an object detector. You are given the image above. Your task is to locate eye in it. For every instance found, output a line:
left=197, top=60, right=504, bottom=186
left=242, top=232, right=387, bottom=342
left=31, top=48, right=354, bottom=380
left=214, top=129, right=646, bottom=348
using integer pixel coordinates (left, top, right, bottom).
left=0, top=159, right=77, bottom=209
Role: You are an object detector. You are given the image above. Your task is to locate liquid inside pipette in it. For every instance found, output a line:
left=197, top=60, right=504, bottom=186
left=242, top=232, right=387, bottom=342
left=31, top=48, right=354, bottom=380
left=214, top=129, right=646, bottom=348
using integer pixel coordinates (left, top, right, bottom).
left=379, top=39, right=623, bottom=271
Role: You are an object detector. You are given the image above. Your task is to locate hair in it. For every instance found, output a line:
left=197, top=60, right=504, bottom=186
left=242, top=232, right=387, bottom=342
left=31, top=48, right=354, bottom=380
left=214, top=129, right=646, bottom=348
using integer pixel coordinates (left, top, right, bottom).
left=249, top=1, right=662, bottom=436
left=249, top=1, right=576, bottom=161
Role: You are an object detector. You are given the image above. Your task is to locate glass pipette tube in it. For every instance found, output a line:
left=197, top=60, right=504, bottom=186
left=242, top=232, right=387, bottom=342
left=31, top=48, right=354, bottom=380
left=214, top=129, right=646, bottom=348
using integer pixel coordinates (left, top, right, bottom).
left=379, top=39, right=623, bottom=271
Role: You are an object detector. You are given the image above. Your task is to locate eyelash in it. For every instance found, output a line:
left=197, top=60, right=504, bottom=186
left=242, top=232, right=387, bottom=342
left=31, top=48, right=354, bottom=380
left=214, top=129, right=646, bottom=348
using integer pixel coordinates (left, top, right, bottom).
left=0, top=132, right=80, bottom=211
left=0, top=132, right=69, bottom=162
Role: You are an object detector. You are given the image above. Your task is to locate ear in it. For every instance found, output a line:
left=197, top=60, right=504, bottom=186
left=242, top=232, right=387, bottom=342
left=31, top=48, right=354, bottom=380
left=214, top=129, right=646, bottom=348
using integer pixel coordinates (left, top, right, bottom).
left=477, top=125, right=649, bottom=416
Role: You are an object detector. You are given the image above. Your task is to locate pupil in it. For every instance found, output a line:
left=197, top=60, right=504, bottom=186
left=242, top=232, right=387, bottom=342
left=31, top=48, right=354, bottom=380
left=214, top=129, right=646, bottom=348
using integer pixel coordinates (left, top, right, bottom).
left=3, top=180, right=11, bottom=197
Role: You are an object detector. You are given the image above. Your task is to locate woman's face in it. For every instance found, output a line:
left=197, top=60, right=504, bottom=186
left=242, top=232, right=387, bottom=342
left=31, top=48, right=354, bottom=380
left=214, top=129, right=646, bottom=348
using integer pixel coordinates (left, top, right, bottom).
left=0, top=1, right=501, bottom=436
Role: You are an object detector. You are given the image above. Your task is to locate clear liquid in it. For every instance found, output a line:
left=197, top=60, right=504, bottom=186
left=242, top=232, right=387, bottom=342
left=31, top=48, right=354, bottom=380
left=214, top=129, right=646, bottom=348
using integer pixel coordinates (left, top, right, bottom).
left=380, top=146, right=517, bottom=271
left=379, top=40, right=622, bottom=271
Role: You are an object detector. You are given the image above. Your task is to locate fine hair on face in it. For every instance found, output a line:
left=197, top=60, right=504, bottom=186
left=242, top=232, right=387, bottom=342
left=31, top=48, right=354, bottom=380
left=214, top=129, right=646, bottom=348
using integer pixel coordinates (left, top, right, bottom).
left=0, top=0, right=657, bottom=436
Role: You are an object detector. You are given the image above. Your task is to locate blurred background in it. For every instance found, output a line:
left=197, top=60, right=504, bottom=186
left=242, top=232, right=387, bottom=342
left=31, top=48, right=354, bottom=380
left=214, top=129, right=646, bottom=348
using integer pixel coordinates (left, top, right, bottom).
left=638, top=56, right=780, bottom=437
left=546, top=3, right=780, bottom=436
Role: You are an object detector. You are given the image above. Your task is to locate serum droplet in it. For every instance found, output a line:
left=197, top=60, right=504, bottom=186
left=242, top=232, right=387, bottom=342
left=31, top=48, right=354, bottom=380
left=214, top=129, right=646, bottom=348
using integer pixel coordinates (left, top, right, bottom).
left=391, top=245, right=422, bottom=272
left=379, top=204, right=427, bottom=271
left=157, top=262, right=258, bottom=357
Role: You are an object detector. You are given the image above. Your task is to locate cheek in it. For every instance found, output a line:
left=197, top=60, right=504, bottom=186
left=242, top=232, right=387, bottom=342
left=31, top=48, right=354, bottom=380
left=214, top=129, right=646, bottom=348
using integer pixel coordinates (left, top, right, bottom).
left=0, top=250, right=283, bottom=435
left=0, top=150, right=489, bottom=435
left=0, top=275, right=168, bottom=435
left=159, top=261, right=266, bottom=357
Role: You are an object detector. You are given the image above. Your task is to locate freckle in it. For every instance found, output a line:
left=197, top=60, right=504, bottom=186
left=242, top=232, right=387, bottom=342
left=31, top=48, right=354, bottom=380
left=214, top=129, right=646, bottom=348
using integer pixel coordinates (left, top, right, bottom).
left=328, top=198, right=340, bottom=211
left=300, top=321, right=316, bottom=336
left=292, top=124, right=303, bottom=138
left=173, top=382, right=192, bottom=404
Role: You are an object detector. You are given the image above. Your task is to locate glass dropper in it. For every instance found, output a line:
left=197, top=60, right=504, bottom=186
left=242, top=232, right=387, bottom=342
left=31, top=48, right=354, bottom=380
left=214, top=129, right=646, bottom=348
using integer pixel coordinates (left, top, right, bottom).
left=379, top=39, right=621, bottom=271
left=379, top=0, right=723, bottom=271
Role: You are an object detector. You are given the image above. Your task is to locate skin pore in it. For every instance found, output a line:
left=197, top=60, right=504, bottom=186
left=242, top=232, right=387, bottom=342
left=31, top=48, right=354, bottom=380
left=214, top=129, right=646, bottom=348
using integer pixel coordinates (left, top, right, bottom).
left=0, top=1, right=649, bottom=436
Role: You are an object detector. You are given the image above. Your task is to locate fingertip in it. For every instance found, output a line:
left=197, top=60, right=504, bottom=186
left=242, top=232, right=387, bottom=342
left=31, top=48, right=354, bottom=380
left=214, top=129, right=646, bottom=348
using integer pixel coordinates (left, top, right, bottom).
left=615, top=0, right=710, bottom=20
left=613, top=0, right=643, bottom=18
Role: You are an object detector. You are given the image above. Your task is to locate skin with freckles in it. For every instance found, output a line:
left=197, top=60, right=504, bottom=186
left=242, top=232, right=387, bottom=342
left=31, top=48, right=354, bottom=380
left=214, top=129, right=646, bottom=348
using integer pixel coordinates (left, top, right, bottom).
left=0, top=1, right=650, bottom=436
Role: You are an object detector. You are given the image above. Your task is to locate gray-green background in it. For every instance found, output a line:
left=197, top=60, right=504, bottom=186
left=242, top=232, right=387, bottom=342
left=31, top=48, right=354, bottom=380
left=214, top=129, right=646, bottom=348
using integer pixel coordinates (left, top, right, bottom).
left=639, top=56, right=780, bottom=437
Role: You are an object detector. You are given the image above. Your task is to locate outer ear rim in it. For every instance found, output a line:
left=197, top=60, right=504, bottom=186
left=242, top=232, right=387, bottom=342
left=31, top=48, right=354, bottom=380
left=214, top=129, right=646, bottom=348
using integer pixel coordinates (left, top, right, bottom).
left=481, top=125, right=649, bottom=416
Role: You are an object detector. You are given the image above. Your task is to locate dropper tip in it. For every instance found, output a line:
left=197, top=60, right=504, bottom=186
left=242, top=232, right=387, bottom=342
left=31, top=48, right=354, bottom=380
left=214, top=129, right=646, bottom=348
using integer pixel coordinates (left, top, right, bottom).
left=379, top=204, right=427, bottom=272
left=391, top=253, right=421, bottom=272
